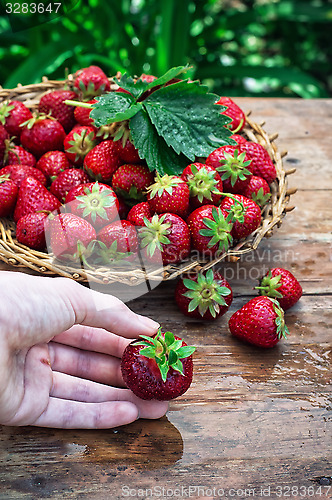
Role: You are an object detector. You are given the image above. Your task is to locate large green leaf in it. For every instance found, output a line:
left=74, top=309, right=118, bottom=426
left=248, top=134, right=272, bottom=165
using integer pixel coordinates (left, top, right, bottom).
left=91, top=92, right=142, bottom=125
left=143, top=80, right=233, bottom=160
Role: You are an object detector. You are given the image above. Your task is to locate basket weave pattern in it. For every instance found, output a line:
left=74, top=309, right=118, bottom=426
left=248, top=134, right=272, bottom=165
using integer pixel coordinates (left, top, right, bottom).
left=0, top=78, right=295, bottom=285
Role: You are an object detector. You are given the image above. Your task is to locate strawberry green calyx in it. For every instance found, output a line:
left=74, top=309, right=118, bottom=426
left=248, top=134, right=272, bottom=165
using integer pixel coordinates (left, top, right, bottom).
left=133, top=329, right=196, bottom=382
left=251, top=187, right=271, bottom=207
left=138, top=214, right=171, bottom=257
left=255, top=271, right=283, bottom=299
left=269, top=297, right=290, bottom=339
left=216, top=149, right=252, bottom=187
left=183, top=268, right=231, bottom=318
left=66, top=129, right=97, bottom=162
left=147, top=173, right=184, bottom=198
left=187, top=164, right=222, bottom=202
left=0, top=101, right=15, bottom=124
left=221, top=193, right=246, bottom=224
left=95, top=240, right=133, bottom=265
left=200, top=206, right=233, bottom=253
left=75, top=183, right=117, bottom=224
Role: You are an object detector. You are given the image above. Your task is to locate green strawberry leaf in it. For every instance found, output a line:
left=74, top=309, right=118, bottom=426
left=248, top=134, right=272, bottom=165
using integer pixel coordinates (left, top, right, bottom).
left=91, top=92, right=142, bottom=125
left=143, top=80, right=232, bottom=160
left=143, top=65, right=191, bottom=91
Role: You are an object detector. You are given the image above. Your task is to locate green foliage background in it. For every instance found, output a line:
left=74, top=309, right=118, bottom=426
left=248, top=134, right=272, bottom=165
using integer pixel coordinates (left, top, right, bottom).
left=0, top=0, right=331, bottom=97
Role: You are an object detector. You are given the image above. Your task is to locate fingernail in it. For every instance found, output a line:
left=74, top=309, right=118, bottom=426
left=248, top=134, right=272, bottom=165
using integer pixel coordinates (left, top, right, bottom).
left=137, top=315, right=160, bottom=332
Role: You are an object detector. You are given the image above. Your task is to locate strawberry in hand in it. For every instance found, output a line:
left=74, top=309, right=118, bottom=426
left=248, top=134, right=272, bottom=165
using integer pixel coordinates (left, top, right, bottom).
left=121, top=329, right=196, bottom=400
left=229, top=296, right=289, bottom=348
left=255, top=268, right=302, bottom=310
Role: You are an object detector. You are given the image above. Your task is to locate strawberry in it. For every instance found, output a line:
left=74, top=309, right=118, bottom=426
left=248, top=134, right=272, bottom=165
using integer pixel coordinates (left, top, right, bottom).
left=255, top=268, right=303, bottom=311
left=230, top=133, right=247, bottom=145
left=146, top=174, right=190, bottom=219
left=96, top=220, right=138, bottom=264
left=73, top=65, right=111, bottom=100
left=220, top=194, right=261, bottom=240
left=205, top=145, right=253, bottom=194
left=5, top=144, right=36, bottom=167
left=181, top=162, right=223, bottom=209
left=0, top=164, right=47, bottom=187
left=63, top=125, right=97, bottom=167
left=238, top=142, right=277, bottom=184
left=117, top=195, right=130, bottom=220
left=36, top=151, right=71, bottom=184
left=115, top=137, right=141, bottom=164
left=13, top=176, right=61, bottom=223
left=38, top=90, right=77, bottom=132
left=74, top=99, right=97, bottom=127
left=112, top=163, right=154, bottom=205
left=239, top=175, right=271, bottom=207
left=175, top=269, right=233, bottom=320
left=83, top=140, right=121, bottom=182
left=120, top=329, right=195, bottom=400
left=65, top=181, right=119, bottom=229
left=0, top=124, right=9, bottom=167
left=187, top=205, right=233, bottom=258
left=138, top=213, right=191, bottom=265
left=20, top=117, right=66, bottom=158
left=0, top=175, right=18, bottom=217
left=0, top=100, right=32, bottom=141
left=46, top=212, right=96, bottom=262
left=50, top=167, right=91, bottom=202
left=216, top=96, right=246, bottom=132
left=127, top=201, right=153, bottom=226
left=16, top=211, right=48, bottom=250
left=229, top=296, right=289, bottom=348
left=139, top=73, right=157, bottom=83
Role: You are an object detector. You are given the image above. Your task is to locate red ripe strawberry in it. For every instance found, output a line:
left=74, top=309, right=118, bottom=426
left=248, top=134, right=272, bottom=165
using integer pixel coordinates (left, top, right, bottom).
left=63, top=125, right=97, bottom=166
left=138, top=213, right=191, bottom=265
left=83, top=140, right=121, bottom=182
left=38, top=90, right=77, bottom=132
left=0, top=164, right=47, bottom=187
left=0, top=100, right=32, bottom=141
left=229, top=296, right=289, bottom=348
left=20, top=117, right=66, bottom=158
left=96, top=220, right=138, bottom=264
left=16, top=211, right=48, bottom=250
left=46, top=212, right=96, bottom=261
left=5, top=144, right=36, bottom=167
left=230, top=133, right=247, bottom=145
left=50, top=167, right=91, bottom=202
left=187, top=205, right=233, bottom=258
left=220, top=194, right=261, bottom=240
left=216, top=96, right=246, bottom=132
left=121, top=329, right=195, bottom=400
left=127, top=201, right=153, bottom=226
left=175, top=269, right=233, bottom=320
left=206, top=145, right=253, bottom=194
left=255, top=268, right=303, bottom=311
left=238, top=142, right=277, bottom=184
left=73, top=65, right=111, bottom=100
left=0, top=124, right=9, bottom=167
left=36, top=151, right=71, bottom=184
left=0, top=175, right=18, bottom=217
left=239, top=175, right=271, bottom=207
left=74, top=99, right=97, bottom=127
left=146, top=174, right=189, bottom=219
left=181, top=162, right=223, bottom=209
left=65, top=181, right=119, bottom=229
left=112, top=163, right=154, bottom=205
left=14, top=176, right=61, bottom=223
left=115, top=137, right=141, bottom=164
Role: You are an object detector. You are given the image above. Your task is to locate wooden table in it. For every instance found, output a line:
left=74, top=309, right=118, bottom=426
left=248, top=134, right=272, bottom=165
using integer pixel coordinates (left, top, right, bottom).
left=0, top=98, right=331, bottom=499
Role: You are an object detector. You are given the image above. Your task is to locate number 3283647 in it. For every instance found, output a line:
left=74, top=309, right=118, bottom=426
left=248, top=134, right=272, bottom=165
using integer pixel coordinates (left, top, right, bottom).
left=5, top=3, right=62, bottom=14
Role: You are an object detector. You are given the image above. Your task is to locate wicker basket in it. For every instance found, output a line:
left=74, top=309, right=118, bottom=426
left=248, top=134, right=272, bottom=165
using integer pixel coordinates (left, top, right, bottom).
left=0, top=77, right=296, bottom=286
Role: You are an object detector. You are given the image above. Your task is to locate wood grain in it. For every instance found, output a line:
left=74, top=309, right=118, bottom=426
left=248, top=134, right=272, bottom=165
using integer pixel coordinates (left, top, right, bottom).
left=0, top=98, right=331, bottom=499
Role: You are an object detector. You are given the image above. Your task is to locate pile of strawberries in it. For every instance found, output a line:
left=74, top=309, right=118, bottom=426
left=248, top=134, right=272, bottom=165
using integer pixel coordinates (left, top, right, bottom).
left=0, top=65, right=302, bottom=356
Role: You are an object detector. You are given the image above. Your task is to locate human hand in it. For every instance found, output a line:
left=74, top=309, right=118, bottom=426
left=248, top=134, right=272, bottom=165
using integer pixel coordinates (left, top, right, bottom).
left=0, top=271, right=168, bottom=428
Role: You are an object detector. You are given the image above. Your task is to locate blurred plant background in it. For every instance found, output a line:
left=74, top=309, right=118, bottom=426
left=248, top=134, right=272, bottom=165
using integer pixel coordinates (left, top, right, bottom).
left=0, top=0, right=331, bottom=97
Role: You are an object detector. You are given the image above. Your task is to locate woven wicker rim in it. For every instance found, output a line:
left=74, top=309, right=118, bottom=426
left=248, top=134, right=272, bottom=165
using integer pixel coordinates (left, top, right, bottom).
left=0, top=77, right=296, bottom=286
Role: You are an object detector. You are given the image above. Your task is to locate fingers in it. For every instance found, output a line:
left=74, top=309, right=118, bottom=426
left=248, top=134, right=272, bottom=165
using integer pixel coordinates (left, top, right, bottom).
left=48, top=341, right=125, bottom=387
left=50, top=371, right=169, bottom=420
left=52, top=325, right=132, bottom=358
